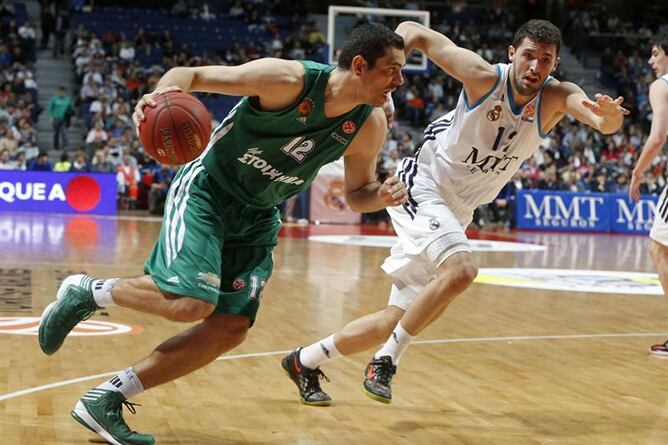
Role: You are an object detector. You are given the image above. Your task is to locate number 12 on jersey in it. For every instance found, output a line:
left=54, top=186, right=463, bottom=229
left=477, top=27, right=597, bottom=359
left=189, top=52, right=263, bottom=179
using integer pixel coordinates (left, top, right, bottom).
left=281, top=137, right=315, bottom=163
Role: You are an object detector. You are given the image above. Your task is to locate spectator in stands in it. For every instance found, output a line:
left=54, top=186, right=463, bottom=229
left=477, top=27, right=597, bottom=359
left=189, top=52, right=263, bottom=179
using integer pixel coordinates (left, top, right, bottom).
left=70, top=151, right=89, bottom=172
left=590, top=169, right=611, bottom=192
left=18, top=21, right=36, bottom=62
left=0, top=147, right=14, bottom=169
left=13, top=150, right=26, bottom=170
left=48, top=86, right=72, bottom=150
left=90, top=148, right=115, bottom=173
left=40, top=2, right=54, bottom=49
left=53, top=9, right=69, bottom=58
left=86, top=120, right=108, bottom=150
left=29, top=151, right=52, bottom=171
left=116, top=153, right=140, bottom=209
left=0, top=127, right=18, bottom=154
left=53, top=152, right=71, bottom=172
left=537, top=167, right=566, bottom=190
left=148, top=164, right=176, bottom=215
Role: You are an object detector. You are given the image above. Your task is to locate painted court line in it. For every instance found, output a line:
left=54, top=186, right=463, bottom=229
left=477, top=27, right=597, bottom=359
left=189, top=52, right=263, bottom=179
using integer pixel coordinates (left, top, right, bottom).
left=1, top=332, right=666, bottom=402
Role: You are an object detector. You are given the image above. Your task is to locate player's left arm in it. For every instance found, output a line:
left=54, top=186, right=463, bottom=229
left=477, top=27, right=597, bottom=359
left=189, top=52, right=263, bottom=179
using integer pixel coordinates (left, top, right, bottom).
left=551, top=81, right=629, bottom=134
left=630, top=80, right=668, bottom=200
left=342, top=108, right=408, bottom=213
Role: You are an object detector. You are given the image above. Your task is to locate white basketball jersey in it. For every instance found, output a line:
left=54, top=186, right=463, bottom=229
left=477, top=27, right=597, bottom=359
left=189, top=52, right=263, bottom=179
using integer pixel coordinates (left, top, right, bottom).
left=407, top=63, right=552, bottom=220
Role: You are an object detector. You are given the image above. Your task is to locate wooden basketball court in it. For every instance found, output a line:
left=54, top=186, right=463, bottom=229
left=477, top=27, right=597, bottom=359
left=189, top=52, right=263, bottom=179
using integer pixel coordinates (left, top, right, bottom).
left=0, top=211, right=666, bottom=444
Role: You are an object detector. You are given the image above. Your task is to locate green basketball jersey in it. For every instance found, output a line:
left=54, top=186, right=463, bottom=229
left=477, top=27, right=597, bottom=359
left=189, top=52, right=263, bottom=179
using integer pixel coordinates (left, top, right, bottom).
left=201, top=60, right=374, bottom=209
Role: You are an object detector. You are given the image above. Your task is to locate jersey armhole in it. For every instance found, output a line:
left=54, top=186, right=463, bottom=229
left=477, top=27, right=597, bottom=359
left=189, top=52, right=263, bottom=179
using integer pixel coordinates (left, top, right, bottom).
left=537, top=77, right=555, bottom=139
left=463, top=64, right=501, bottom=111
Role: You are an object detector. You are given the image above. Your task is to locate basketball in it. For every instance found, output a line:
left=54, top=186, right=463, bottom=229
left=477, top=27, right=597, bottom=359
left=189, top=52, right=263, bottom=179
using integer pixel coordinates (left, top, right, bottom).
left=139, top=91, right=212, bottom=165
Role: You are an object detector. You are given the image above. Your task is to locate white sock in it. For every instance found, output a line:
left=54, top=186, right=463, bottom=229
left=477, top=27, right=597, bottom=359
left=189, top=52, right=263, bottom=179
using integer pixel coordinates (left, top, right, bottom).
left=298, top=334, right=341, bottom=370
left=92, top=278, right=119, bottom=307
left=374, top=322, right=415, bottom=365
left=95, top=367, right=144, bottom=400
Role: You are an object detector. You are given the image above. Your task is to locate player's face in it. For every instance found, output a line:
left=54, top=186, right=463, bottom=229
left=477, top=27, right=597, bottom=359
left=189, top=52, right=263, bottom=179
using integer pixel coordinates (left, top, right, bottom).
left=648, top=45, right=668, bottom=77
left=362, top=47, right=406, bottom=107
left=509, top=38, right=559, bottom=96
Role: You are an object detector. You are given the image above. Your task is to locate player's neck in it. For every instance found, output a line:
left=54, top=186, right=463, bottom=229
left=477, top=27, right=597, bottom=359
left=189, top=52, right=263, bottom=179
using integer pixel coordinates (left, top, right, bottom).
left=508, top=76, right=538, bottom=109
left=324, top=68, right=364, bottom=118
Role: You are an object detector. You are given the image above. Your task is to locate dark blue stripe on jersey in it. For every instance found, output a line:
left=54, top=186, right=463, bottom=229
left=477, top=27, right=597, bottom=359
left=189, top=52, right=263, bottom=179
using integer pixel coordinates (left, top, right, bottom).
left=402, top=160, right=419, bottom=218
left=660, top=191, right=668, bottom=223
left=659, top=188, right=668, bottom=222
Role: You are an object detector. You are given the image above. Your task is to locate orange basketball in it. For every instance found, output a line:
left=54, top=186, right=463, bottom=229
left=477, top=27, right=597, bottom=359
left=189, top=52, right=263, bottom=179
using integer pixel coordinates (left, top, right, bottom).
left=139, top=91, right=212, bottom=165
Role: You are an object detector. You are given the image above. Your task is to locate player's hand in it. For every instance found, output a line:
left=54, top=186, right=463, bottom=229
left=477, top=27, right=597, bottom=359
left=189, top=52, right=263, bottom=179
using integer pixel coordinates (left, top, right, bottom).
left=378, top=176, right=408, bottom=207
left=133, top=85, right=182, bottom=134
left=629, top=171, right=643, bottom=202
left=582, top=94, right=630, bottom=117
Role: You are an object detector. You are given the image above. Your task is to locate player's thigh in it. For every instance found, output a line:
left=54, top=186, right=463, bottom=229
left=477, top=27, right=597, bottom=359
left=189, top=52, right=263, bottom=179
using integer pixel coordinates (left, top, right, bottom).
left=145, top=162, right=224, bottom=306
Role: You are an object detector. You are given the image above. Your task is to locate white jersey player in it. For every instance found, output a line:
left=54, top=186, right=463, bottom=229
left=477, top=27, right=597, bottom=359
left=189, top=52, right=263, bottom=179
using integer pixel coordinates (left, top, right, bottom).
left=282, top=19, right=630, bottom=406
left=629, top=34, right=668, bottom=357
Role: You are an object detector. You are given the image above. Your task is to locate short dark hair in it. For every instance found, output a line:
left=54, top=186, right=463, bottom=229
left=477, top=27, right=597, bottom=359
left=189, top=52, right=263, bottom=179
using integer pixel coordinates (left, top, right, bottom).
left=338, top=22, right=404, bottom=70
left=512, top=19, right=562, bottom=54
left=651, top=32, right=668, bottom=53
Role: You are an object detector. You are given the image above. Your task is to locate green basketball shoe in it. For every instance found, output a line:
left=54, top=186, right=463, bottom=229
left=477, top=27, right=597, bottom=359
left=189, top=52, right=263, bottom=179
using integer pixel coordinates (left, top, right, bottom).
left=71, top=389, right=154, bottom=445
left=38, top=274, right=100, bottom=355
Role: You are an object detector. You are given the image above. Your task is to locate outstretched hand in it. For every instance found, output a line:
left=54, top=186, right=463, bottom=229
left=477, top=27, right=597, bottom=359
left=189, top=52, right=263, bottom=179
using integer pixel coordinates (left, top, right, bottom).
left=628, top=172, right=643, bottom=202
left=132, top=85, right=183, bottom=135
left=582, top=94, right=630, bottom=117
left=378, top=176, right=408, bottom=207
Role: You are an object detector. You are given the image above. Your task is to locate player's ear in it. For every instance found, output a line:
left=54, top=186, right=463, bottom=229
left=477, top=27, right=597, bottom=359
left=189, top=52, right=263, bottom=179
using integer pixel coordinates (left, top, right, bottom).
left=551, top=56, right=560, bottom=73
left=351, top=55, right=368, bottom=75
left=508, top=45, right=515, bottom=62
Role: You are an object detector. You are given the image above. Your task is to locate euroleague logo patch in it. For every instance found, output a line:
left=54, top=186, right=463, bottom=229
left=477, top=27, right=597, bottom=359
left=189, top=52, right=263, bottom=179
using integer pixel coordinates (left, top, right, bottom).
left=0, top=317, right=143, bottom=336
left=342, top=120, right=356, bottom=134
left=232, top=278, right=246, bottom=290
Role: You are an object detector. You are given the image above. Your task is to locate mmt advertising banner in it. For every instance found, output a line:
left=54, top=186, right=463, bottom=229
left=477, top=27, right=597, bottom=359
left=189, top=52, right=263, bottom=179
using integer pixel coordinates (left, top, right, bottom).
left=0, top=171, right=117, bottom=215
left=517, top=190, right=659, bottom=234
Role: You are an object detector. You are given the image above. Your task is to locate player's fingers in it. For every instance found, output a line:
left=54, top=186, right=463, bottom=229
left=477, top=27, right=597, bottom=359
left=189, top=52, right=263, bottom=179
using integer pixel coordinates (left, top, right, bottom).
left=581, top=99, right=597, bottom=111
left=384, top=176, right=400, bottom=186
left=618, top=105, right=630, bottom=115
left=614, top=96, right=624, bottom=105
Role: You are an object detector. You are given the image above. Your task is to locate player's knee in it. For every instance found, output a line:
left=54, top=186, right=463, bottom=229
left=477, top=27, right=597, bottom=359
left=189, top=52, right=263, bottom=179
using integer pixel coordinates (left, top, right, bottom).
left=379, top=305, right=405, bottom=337
left=650, top=241, right=668, bottom=265
left=166, top=297, right=215, bottom=322
left=437, top=254, right=478, bottom=294
left=208, top=314, right=250, bottom=348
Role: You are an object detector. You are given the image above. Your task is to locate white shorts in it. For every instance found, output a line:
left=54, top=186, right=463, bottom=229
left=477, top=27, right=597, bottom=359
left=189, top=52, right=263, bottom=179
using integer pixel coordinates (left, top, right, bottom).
left=650, top=186, right=668, bottom=247
left=381, top=159, right=473, bottom=310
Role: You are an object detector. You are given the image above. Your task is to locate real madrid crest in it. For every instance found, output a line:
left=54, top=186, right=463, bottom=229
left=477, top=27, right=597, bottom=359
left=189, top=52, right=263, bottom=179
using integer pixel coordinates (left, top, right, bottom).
left=487, top=105, right=502, bottom=121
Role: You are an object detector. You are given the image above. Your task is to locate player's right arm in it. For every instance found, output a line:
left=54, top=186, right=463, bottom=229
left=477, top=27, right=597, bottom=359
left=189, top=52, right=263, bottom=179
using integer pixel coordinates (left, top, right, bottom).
left=132, top=58, right=305, bottom=127
left=395, top=21, right=498, bottom=104
left=629, top=79, right=668, bottom=201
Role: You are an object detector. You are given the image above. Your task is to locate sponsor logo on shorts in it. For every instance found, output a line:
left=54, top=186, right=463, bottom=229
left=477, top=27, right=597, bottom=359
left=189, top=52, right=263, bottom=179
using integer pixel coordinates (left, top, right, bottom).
left=475, top=268, right=662, bottom=295
left=166, top=276, right=180, bottom=284
left=232, top=278, right=246, bottom=290
left=0, top=317, right=143, bottom=336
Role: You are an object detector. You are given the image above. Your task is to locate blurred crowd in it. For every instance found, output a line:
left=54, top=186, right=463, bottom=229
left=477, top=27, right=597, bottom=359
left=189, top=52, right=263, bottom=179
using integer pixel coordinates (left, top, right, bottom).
left=1, top=1, right=667, bottom=226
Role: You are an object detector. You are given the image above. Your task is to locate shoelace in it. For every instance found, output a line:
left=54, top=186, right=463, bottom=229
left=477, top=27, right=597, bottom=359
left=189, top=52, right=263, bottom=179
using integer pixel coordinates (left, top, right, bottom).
left=122, top=400, right=142, bottom=415
left=305, top=368, right=330, bottom=395
left=372, top=360, right=395, bottom=385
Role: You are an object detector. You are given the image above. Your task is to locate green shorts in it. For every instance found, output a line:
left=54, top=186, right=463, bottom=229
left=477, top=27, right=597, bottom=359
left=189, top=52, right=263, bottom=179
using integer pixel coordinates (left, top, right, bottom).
left=144, top=161, right=281, bottom=325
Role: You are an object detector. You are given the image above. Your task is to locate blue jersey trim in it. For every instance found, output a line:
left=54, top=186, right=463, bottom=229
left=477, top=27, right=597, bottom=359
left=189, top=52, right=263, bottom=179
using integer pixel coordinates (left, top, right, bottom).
left=537, top=77, right=555, bottom=139
left=463, top=64, right=501, bottom=111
